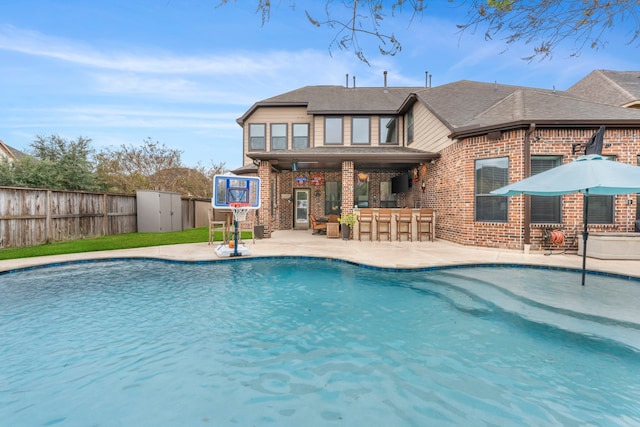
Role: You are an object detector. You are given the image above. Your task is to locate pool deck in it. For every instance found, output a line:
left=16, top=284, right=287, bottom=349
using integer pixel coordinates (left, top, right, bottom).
left=2, top=230, right=640, bottom=332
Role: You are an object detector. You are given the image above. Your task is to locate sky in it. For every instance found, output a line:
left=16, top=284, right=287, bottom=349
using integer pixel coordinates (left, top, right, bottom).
left=1, top=1, right=639, bottom=170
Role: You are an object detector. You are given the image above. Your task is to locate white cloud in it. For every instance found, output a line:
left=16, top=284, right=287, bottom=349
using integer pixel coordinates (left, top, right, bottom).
left=0, top=24, right=338, bottom=78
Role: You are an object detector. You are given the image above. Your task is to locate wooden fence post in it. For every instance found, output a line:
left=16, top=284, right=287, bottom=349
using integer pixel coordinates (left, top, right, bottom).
left=46, top=189, right=52, bottom=243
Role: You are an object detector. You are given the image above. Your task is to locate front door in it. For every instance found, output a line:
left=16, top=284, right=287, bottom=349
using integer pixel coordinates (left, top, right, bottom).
left=294, top=189, right=310, bottom=229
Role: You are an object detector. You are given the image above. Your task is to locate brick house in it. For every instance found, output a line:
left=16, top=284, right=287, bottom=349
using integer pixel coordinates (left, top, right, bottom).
left=234, top=70, right=640, bottom=250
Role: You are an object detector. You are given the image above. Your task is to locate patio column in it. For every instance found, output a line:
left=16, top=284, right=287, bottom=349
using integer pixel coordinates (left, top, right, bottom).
left=257, top=160, right=272, bottom=238
left=342, top=160, right=354, bottom=215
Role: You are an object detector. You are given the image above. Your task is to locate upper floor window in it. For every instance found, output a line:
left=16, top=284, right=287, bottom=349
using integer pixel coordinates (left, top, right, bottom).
left=249, top=123, right=265, bottom=151
left=271, top=123, right=287, bottom=150
left=380, top=117, right=398, bottom=144
left=293, top=123, right=309, bottom=149
left=325, top=117, right=343, bottom=145
left=352, top=117, right=370, bottom=145
left=475, top=157, right=508, bottom=222
left=531, top=156, right=561, bottom=223
left=406, top=109, right=414, bottom=144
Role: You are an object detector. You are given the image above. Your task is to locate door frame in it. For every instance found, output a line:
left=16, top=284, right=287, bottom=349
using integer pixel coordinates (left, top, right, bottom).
left=293, top=188, right=310, bottom=229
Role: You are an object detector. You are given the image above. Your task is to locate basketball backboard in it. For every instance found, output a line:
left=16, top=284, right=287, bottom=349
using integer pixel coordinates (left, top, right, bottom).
left=213, top=175, right=261, bottom=208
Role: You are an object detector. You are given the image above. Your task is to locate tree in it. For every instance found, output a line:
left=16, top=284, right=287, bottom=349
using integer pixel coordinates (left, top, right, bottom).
left=459, top=0, right=640, bottom=60
left=95, top=138, right=184, bottom=194
left=217, top=0, right=425, bottom=64
left=0, top=135, right=104, bottom=191
left=217, top=1, right=639, bottom=62
left=95, top=138, right=227, bottom=197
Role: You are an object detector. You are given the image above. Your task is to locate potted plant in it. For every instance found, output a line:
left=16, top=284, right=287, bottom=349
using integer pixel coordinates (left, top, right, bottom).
left=338, top=213, right=358, bottom=240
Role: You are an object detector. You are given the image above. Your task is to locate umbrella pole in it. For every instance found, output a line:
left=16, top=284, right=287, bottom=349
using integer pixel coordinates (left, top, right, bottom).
left=581, top=191, right=589, bottom=286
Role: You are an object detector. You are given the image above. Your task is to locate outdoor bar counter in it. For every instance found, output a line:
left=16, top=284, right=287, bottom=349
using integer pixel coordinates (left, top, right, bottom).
left=353, top=208, right=435, bottom=241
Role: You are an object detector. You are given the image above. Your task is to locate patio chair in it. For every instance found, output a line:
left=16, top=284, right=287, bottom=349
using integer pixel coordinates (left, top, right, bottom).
left=207, top=208, right=227, bottom=245
left=396, top=208, right=413, bottom=241
left=376, top=208, right=392, bottom=241
left=309, top=214, right=327, bottom=235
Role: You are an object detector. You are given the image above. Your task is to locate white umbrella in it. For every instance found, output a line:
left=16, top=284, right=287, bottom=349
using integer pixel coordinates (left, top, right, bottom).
left=491, top=154, right=640, bottom=285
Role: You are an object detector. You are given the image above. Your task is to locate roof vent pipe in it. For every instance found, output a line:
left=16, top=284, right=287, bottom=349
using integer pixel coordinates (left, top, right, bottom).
left=429, top=74, right=432, bottom=87
left=425, top=71, right=428, bottom=87
left=353, top=76, right=356, bottom=88
left=346, top=73, right=349, bottom=88
left=384, top=70, right=387, bottom=87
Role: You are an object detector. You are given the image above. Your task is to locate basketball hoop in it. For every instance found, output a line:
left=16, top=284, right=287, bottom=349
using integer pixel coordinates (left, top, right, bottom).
left=229, top=202, right=251, bottom=223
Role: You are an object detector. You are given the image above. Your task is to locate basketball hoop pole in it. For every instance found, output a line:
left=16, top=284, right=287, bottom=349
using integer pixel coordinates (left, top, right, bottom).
left=229, top=203, right=250, bottom=257
left=232, top=215, right=240, bottom=257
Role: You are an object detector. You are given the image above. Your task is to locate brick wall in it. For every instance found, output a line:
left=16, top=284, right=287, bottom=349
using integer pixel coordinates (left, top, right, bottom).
left=431, top=127, right=640, bottom=250
left=341, top=161, right=354, bottom=215
left=257, top=160, right=272, bottom=237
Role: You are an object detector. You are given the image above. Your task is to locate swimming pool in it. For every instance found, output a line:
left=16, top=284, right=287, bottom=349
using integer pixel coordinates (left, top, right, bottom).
left=1, top=258, right=639, bottom=426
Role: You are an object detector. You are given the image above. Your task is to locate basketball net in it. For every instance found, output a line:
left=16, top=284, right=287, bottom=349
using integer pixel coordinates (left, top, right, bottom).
left=229, top=202, right=251, bottom=223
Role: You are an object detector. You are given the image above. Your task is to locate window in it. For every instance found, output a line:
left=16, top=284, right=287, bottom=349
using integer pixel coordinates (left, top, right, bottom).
left=406, top=109, right=414, bottom=144
left=352, top=117, right=370, bottom=144
left=325, top=117, right=343, bottom=145
left=531, top=156, right=561, bottom=223
left=325, top=181, right=341, bottom=215
left=588, top=195, right=614, bottom=224
left=249, top=123, right=265, bottom=151
left=293, top=123, right=309, bottom=149
left=271, top=124, right=287, bottom=150
left=380, top=181, right=397, bottom=207
left=475, top=157, right=509, bottom=222
left=380, top=117, right=398, bottom=144
left=588, top=155, right=615, bottom=224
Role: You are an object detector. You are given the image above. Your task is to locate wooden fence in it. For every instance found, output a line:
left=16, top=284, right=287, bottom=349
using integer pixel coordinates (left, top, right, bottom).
left=0, top=186, right=137, bottom=249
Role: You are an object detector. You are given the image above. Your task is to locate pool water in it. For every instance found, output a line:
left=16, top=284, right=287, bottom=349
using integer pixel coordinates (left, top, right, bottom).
left=1, top=258, right=639, bottom=426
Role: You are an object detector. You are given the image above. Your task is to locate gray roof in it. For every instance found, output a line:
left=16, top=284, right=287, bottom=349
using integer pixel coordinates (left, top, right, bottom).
left=237, top=86, right=417, bottom=124
left=566, top=70, right=640, bottom=107
left=238, top=71, right=640, bottom=136
left=0, top=140, right=24, bottom=160
left=411, top=80, right=528, bottom=129
left=408, top=80, right=640, bottom=136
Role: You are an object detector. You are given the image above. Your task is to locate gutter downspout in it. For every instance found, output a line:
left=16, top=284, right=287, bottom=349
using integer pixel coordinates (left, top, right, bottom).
left=523, top=123, right=535, bottom=247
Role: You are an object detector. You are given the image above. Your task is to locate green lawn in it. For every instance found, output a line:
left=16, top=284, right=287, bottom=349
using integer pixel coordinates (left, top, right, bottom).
left=0, top=227, right=252, bottom=260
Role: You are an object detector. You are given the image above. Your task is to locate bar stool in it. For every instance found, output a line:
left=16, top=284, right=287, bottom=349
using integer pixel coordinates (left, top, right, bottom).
left=358, top=209, right=374, bottom=241
left=416, top=208, right=434, bottom=241
left=376, top=208, right=392, bottom=241
left=396, top=208, right=413, bottom=241
left=207, top=208, right=227, bottom=245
